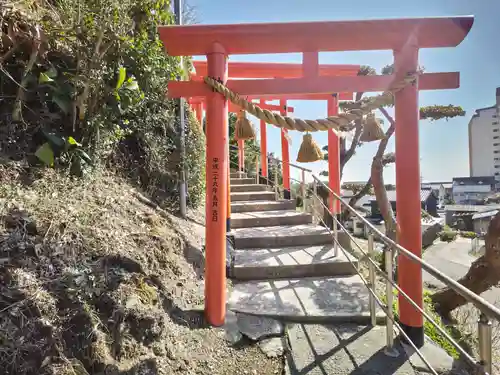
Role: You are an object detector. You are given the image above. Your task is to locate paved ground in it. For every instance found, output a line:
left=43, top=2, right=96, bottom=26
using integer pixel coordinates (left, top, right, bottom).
left=285, top=324, right=460, bottom=375
left=422, top=238, right=500, bottom=303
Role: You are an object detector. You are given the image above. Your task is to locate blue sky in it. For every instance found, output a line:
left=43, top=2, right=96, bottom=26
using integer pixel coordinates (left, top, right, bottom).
left=187, top=0, right=500, bottom=184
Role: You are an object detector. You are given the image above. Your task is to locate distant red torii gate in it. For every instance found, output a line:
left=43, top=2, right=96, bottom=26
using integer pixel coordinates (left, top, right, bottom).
left=189, top=59, right=359, bottom=207
left=159, top=16, right=474, bottom=347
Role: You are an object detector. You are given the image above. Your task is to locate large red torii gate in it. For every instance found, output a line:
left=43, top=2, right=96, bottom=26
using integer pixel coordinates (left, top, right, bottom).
left=159, top=16, right=474, bottom=347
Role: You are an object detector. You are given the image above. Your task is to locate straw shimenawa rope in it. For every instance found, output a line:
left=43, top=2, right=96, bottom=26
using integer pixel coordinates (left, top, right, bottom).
left=204, top=73, right=418, bottom=134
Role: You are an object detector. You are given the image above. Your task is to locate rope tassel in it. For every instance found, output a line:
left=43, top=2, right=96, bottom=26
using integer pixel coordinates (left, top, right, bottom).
left=297, top=133, right=323, bottom=163
left=235, top=110, right=255, bottom=140
left=360, top=112, right=385, bottom=142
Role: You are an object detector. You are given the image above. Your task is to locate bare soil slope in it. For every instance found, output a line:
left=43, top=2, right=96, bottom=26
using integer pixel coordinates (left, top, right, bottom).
left=0, top=167, right=282, bottom=375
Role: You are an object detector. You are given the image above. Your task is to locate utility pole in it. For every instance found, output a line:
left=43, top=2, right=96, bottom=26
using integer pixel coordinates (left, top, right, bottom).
left=174, top=0, right=187, bottom=218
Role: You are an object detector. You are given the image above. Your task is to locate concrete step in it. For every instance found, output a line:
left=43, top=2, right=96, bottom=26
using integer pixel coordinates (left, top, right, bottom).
left=230, top=244, right=358, bottom=280
left=228, top=275, right=385, bottom=324
left=231, top=191, right=276, bottom=202
left=230, top=178, right=255, bottom=185
left=231, top=210, right=312, bottom=229
left=231, top=200, right=296, bottom=213
left=233, top=224, right=332, bottom=249
left=230, top=184, right=269, bottom=193
left=230, top=171, right=247, bottom=179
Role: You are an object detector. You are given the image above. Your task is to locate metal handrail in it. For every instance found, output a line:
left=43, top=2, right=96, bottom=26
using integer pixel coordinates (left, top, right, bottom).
left=267, top=154, right=313, bottom=173
left=312, top=174, right=500, bottom=322
left=229, top=146, right=500, bottom=319
left=310, top=192, right=478, bottom=366
left=230, top=144, right=496, bottom=372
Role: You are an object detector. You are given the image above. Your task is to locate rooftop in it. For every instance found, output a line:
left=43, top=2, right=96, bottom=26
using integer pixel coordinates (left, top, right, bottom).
left=444, top=204, right=500, bottom=212
left=452, top=176, right=497, bottom=186
left=369, top=189, right=433, bottom=203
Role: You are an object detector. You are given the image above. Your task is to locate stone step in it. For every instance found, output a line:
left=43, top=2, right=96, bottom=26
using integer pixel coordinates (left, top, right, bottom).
left=230, top=184, right=269, bottom=193
left=233, top=224, right=332, bottom=249
left=231, top=191, right=276, bottom=202
left=230, top=172, right=247, bottom=179
left=230, top=178, right=255, bottom=185
left=228, top=275, right=385, bottom=324
left=230, top=244, right=358, bottom=280
left=231, top=210, right=312, bottom=229
left=231, top=200, right=296, bottom=213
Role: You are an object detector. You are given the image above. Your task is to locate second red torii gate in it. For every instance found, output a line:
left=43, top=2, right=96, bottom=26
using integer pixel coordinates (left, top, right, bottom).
left=190, top=59, right=359, bottom=205
left=159, top=16, right=474, bottom=348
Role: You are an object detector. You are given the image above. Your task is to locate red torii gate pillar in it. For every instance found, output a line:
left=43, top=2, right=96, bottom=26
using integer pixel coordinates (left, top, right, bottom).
left=280, top=99, right=291, bottom=199
left=205, top=44, right=228, bottom=325
left=260, top=99, right=268, bottom=182
left=327, top=94, right=341, bottom=216
left=394, top=41, right=424, bottom=346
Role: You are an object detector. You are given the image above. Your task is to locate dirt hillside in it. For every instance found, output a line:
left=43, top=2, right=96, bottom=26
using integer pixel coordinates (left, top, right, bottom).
left=0, top=166, right=282, bottom=375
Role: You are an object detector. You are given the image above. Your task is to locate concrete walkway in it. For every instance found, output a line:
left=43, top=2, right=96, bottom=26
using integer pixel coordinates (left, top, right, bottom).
left=423, top=238, right=500, bottom=304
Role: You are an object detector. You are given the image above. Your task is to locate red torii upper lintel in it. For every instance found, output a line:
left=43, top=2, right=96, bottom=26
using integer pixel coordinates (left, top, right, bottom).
left=158, top=16, right=473, bottom=56
left=191, top=60, right=360, bottom=78
left=189, top=60, right=357, bottom=101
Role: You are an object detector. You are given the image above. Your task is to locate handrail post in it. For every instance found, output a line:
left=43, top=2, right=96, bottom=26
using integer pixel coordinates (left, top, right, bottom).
left=384, top=246, right=399, bottom=357
left=312, top=179, right=318, bottom=223
left=478, top=313, right=492, bottom=375
left=333, top=214, right=339, bottom=258
left=368, top=232, right=377, bottom=327
left=301, top=170, right=306, bottom=212
left=274, top=165, right=279, bottom=200
left=255, top=156, right=259, bottom=184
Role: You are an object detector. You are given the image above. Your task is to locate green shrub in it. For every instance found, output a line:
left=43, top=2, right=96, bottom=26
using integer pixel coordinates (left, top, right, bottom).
left=459, top=231, right=477, bottom=239
left=1, top=0, right=206, bottom=209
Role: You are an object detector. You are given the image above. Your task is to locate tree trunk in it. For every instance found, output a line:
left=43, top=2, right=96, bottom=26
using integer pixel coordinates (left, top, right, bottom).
left=341, top=108, right=395, bottom=222
left=371, top=157, right=397, bottom=242
left=432, top=211, right=500, bottom=318
left=369, top=108, right=397, bottom=241
left=339, top=91, right=364, bottom=180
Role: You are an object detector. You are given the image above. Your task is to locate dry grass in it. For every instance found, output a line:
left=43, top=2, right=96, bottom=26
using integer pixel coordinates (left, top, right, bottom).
left=0, top=166, right=282, bottom=375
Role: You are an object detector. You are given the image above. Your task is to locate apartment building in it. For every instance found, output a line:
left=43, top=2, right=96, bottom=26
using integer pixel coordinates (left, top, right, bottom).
left=468, top=88, right=500, bottom=182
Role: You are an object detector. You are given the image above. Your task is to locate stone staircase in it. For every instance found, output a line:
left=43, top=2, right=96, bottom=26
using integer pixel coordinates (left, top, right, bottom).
left=224, top=171, right=457, bottom=375
left=227, top=171, right=381, bottom=325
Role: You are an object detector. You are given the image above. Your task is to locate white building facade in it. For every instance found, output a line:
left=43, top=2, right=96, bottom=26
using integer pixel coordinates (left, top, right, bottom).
left=468, top=88, right=500, bottom=182
left=452, top=176, right=496, bottom=205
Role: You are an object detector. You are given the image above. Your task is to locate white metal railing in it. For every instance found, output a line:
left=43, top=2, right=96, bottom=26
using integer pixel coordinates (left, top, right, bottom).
left=229, top=144, right=498, bottom=375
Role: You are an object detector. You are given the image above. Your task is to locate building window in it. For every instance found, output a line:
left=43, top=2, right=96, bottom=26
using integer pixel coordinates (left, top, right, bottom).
left=494, top=122, right=500, bottom=125
left=495, top=143, right=500, bottom=146
left=495, top=151, right=500, bottom=154
left=495, top=136, right=500, bottom=139
left=494, top=129, right=499, bottom=132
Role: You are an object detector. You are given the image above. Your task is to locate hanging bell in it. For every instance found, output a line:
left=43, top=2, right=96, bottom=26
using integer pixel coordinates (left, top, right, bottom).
left=296, top=133, right=323, bottom=163
left=234, top=110, right=255, bottom=140
left=360, top=112, right=385, bottom=142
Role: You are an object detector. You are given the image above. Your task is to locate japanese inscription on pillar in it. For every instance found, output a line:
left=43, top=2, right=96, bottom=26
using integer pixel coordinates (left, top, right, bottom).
left=211, top=157, right=219, bottom=222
